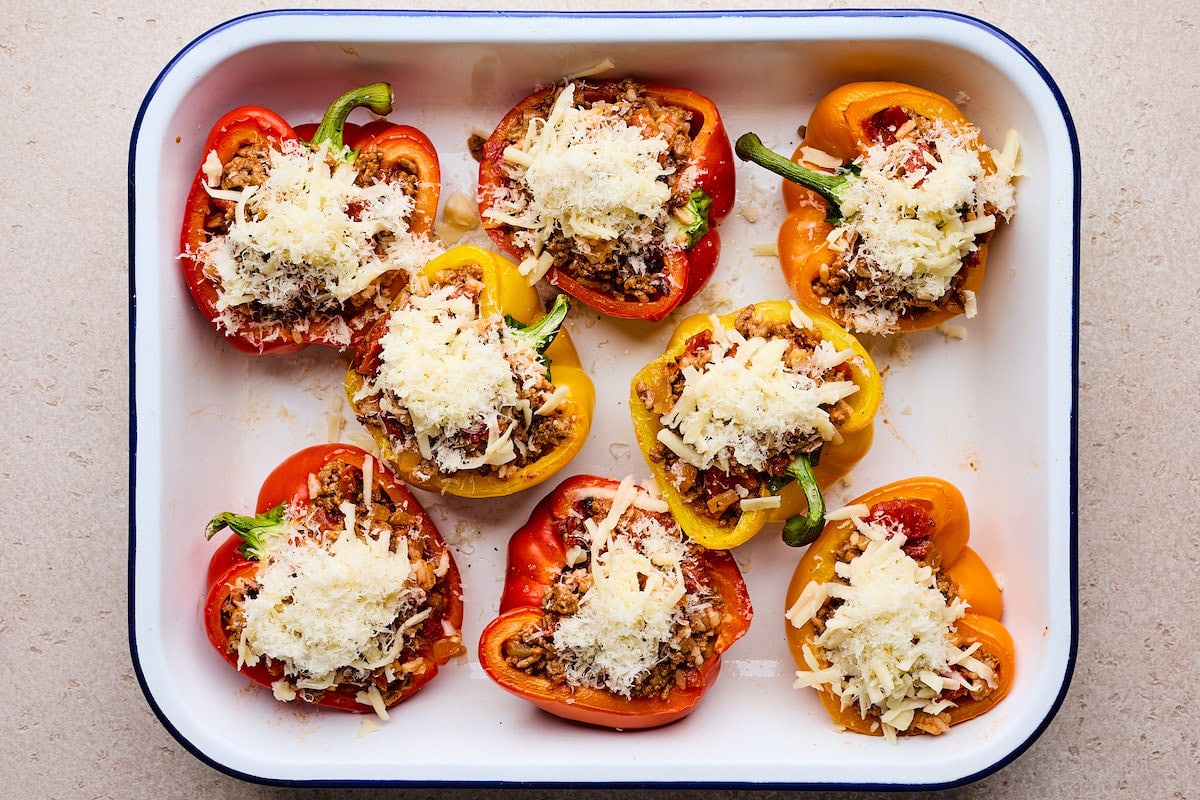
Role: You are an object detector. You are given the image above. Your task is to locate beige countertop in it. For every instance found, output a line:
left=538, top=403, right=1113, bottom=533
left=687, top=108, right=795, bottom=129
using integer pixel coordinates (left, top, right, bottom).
left=3, top=1, right=1197, bottom=797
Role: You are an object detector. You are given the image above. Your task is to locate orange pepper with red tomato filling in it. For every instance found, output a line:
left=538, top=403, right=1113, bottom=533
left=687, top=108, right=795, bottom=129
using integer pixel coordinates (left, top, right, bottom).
left=784, top=477, right=1014, bottom=737
left=735, top=82, right=1018, bottom=335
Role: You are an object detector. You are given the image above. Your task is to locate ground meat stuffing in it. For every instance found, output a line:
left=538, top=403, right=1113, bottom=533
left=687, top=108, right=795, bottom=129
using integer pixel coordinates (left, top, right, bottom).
left=217, top=458, right=456, bottom=707
left=201, top=141, right=274, bottom=234
left=220, top=142, right=272, bottom=192
left=501, top=496, right=724, bottom=701
left=489, top=79, right=697, bottom=303
left=636, top=307, right=854, bottom=527
left=354, top=148, right=420, bottom=198
left=353, top=265, right=573, bottom=481
left=811, top=249, right=976, bottom=329
left=467, top=132, right=487, bottom=163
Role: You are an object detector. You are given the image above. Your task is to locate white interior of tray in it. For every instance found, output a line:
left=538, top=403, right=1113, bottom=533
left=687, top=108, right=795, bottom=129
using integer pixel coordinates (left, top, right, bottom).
left=131, top=11, right=1075, bottom=787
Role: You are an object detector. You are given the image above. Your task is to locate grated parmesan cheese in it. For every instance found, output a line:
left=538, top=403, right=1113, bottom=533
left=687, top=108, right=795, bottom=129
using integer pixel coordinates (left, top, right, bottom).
left=202, top=149, right=224, bottom=187
left=937, top=324, right=968, bottom=340
left=962, top=289, right=978, bottom=319
left=236, top=522, right=424, bottom=691
left=820, top=121, right=1019, bottom=334
left=739, top=495, right=782, bottom=512
left=434, top=191, right=481, bottom=245
left=359, top=281, right=553, bottom=473
left=799, top=146, right=844, bottom=171
left=552, top=481, right=692, bottom=695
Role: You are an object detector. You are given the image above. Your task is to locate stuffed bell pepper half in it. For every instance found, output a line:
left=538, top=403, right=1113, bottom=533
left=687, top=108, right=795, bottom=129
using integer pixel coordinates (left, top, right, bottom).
left=631, top=301, right=881, bottom=549
left=784, top=477, right=1014, bottom=740
left=180, top=83, right=442, bottom=353
left=735, top=82, right=1020, bottom=335
left=478, top=475, right=752, bottom=729
left=346, top=245, right=594, bottom=498
left=202, top=444, right=465, bottom=715
left=477, top=79, right=735, bottom=321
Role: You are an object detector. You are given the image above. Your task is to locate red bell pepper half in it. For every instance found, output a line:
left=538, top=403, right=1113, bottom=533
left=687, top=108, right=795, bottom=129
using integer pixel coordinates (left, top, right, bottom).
left=478, top=474, right=752, bottom=729
left=477, top=80, right=735, bottom=321
left=179, top=83, right=441, bottom=354
left=203, top=444, right=464, bottom=713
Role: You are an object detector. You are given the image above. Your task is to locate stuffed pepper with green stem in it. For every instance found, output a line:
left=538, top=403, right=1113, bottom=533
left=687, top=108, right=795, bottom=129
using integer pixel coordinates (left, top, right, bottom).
left=180, top=82, right=442, bottom=353
left=346, top=245, right=594, bottom=498
left=630, top=301, right=881, bottom=549
left=734, top=81, right=1019, bottom=336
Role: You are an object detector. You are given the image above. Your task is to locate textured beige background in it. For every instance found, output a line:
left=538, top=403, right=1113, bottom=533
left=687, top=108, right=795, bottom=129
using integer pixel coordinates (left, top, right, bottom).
left=2, top=1, right=1197, bottom=798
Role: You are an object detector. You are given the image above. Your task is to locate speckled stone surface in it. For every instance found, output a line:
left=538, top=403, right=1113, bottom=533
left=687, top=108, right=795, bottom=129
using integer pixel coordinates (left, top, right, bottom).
left=2, top=1, right=1197, bottom=798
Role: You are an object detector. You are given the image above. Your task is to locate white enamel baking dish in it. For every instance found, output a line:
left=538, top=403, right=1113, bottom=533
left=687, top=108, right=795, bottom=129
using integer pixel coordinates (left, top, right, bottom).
left=129, top=9, right=1078, bottom=789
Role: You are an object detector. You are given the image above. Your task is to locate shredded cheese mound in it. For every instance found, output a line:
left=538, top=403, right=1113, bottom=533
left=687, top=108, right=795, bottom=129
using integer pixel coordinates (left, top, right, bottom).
left=550, top=477, right=692, bottom=696
left=359, top=282, right=551, bottom=473
left=482, top=83, right=679, bottom=280
left=824, top=122, right=1020, bottom=334
left=196, top=140, right=442, bottom=342
left=236, top=518, right=427, bottom=689
left=658, top=320, right=859, bottom=473
left=784, top=512, right=997, bottom=742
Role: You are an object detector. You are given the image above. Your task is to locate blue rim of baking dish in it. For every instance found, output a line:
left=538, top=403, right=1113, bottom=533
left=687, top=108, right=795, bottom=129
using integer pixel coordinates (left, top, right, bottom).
left=127, top=7, right=1080, bottom=791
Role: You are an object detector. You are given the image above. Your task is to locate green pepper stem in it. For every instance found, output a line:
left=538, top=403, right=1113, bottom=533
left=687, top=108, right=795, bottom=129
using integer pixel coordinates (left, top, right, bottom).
left=681, top=189, right=713, bottom=248
left=307, top=82, right=394, bottom=157
left=780, top=454, right=825, bottom=547
left=505, top=294, right=570, bottom=355
left=205, top=502, right=290, bottom=562
left=734, top=132, right=851, bottom=221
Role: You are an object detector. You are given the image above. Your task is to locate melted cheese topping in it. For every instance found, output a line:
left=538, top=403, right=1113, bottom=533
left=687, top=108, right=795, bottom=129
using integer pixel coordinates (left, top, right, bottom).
left=785, top=512, right=997, bottom=741
left=826, top=123, right=1019, bottom=334
left=658, top=320, right=859, bottom=473
left=237, top=518, right=426, bottom=689
left=196, top=140, right=441, bottom=340
left=482, top=83, right=678, bottom=280
left=361, top=283, right=550, bottom=472
left=551, top=478, right=691, bottom=696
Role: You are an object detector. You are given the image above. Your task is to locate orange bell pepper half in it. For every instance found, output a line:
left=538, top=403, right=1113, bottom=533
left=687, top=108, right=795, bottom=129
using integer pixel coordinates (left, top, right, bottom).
left=735, top=81, right=1015, bottom=335
left=784, top=477, right=1015, bottom=736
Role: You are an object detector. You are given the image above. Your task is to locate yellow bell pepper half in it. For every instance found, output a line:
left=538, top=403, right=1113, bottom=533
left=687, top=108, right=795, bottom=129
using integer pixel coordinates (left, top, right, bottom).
left=346, top=245, right=595, bottom=498
left=629, top=300, right=881, bottom=549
